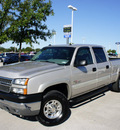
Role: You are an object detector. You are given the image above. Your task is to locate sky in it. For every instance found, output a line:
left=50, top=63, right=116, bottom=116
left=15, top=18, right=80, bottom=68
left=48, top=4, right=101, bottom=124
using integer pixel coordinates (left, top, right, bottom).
left=1, top=0, right=120, bottom=51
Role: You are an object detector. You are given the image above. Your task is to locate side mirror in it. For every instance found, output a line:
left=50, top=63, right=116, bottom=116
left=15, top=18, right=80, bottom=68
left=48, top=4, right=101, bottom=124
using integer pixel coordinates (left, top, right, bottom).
left=79, top=60, right=87, bottom=66
left=74, top=60, right=87, bottom=67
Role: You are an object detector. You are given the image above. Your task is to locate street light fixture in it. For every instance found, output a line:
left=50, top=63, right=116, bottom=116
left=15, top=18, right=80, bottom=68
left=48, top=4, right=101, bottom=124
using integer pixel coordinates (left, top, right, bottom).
left=68, top=5, right=77, bottom=44
left=68, top=5, right=77, bottom=11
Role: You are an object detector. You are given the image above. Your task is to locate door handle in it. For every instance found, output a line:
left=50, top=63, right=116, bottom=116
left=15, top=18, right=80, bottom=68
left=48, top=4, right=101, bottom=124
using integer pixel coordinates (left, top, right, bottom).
left=92, top=67, right=97, bottom=72
left=106, top=65, right=109, bottom=69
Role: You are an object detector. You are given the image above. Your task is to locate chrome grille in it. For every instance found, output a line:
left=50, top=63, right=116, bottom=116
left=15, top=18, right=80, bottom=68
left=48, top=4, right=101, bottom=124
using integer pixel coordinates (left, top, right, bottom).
left=0, top=77, right=13, bottom=93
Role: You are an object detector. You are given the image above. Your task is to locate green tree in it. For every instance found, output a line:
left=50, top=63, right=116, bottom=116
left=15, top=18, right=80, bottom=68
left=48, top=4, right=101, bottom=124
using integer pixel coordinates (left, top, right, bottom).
left=22, top=47, right=34, bottom=53
left=0, top=47, right=5, bottom=52
left=36, top=48, right=41, bottom=52
left=107, top=49, right=116, bottom=54
left=26, top=47, right=34, bottom=52
left=9, top=46, right=17, bottom=52
left=0, top=0, right=11, bottom=44
left=8, top=0, right=54, bottom=61
left=107, top=49, right=112, bottom=54
left=0, top=0, right=19, bottom=44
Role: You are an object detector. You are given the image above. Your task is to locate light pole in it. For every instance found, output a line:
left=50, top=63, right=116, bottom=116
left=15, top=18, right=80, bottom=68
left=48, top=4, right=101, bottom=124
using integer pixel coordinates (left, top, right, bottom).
left=52, top=30, right=56, bottom=45
left=68, top=5, right=77, bottom=44
left=115, top=42, right=120, bottom=56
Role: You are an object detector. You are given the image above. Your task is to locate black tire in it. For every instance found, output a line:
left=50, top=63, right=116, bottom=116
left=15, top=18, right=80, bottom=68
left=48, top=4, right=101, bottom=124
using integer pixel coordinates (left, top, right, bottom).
left=111, top=76, right=120, bottom=92
left=36, top=90, right=69, bottom=126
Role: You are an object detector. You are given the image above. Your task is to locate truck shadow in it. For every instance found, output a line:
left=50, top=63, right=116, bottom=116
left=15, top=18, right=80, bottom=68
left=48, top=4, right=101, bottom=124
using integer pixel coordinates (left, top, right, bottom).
left=14, top=110, right=71, bottom=125
left=70, top=93, right=106, bottom=108
left=15, top=115, right=37, bottom=122
left=69, top=85, right=110, bottom=108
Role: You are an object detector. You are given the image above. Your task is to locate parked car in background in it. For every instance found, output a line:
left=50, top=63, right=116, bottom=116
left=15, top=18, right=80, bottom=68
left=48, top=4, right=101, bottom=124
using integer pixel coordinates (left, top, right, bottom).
left=0, top=52, right=17, bottom=62
left=108, top=53, right=118, bottom=58
left=3, top=54, right=31, bottom=65
left=0, top=53, right=4, bottom=62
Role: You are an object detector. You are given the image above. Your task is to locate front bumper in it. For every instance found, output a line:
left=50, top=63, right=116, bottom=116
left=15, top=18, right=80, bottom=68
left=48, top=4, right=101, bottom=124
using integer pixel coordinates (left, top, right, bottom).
left=0, top=91, right=42, bottom=116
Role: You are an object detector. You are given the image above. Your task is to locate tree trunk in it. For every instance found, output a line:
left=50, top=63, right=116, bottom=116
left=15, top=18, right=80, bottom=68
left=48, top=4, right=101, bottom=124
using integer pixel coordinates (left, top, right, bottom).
left=19, top=42, right=22, bottom=62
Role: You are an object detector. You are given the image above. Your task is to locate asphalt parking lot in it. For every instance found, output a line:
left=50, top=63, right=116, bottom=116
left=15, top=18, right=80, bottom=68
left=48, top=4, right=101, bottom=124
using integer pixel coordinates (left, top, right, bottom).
left=0, top=62, right=120, bottom=130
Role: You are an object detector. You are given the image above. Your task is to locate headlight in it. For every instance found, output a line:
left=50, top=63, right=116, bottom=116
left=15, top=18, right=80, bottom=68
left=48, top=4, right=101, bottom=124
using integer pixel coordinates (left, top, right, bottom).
left=11, top=78, right=29, bottom=95
left=11, top=87, right=27, bottom=95
left=13, top=78, right=29, bottom=86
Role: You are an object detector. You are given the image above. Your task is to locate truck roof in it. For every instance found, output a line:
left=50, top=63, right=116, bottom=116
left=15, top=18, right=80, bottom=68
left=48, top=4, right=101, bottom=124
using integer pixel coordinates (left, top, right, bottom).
left=47, top=44, right=103, bottom=48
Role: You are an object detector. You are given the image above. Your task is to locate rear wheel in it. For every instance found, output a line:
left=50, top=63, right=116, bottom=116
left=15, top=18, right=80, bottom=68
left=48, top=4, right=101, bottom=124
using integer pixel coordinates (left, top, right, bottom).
left=111, top=76, right=120, bottom=92
left=36, top=90, right=69, bottom=126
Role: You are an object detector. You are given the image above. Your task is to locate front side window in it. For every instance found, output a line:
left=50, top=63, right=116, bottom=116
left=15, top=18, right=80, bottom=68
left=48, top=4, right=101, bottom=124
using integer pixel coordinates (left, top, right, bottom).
left=92, top=47, right=107, bottom=63
left=31, top=47, right=75, bottom=65
left=74, top=47, right=93, bottom=65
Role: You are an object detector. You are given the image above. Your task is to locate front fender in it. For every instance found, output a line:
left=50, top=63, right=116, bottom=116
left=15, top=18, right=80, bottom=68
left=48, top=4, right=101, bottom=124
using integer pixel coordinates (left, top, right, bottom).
left=38, top=79, right=72, bottom=100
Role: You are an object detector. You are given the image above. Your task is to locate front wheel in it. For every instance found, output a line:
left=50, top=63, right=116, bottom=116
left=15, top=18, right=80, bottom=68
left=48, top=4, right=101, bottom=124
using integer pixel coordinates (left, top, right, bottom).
left=36, top=90, right=69, bottom=126
left=111, top=76, right=120, bottom=92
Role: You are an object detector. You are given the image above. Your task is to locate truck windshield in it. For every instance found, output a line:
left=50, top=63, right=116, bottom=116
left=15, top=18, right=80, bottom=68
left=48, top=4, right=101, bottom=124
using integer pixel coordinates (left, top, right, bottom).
left=31, top=47, right=75, bottom=65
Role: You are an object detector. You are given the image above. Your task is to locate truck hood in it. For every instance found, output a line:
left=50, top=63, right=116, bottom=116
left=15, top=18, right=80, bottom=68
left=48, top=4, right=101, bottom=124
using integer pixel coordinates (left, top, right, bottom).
left=0, top=61, right=65, bottom=79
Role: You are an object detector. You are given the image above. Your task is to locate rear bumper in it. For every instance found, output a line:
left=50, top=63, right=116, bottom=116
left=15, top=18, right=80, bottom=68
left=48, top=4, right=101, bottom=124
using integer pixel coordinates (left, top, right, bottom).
left=0, top=92, right=42, bottom=116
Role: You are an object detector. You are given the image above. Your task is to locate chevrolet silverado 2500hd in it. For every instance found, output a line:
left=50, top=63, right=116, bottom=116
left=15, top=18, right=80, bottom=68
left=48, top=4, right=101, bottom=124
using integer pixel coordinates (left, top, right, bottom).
left=0, top=44, right=120, bottom=126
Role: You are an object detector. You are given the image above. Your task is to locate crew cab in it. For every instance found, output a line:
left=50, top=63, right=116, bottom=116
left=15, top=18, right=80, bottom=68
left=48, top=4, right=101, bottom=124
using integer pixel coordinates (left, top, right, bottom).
left=0, top=44, right=119, bottom=126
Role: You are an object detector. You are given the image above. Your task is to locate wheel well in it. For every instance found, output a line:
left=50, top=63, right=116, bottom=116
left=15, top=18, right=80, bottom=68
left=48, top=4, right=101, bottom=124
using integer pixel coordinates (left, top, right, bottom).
left=43, top=83, right=68, bottom=98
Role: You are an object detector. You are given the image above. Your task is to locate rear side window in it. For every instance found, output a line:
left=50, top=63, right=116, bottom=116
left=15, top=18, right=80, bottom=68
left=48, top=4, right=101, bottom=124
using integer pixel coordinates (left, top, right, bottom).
left=92, top=47, right=107, bottom=63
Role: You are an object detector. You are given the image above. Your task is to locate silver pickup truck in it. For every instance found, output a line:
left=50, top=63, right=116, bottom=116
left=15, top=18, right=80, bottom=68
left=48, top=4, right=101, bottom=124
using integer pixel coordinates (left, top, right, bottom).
left=0, top=44, right=120, bottom=126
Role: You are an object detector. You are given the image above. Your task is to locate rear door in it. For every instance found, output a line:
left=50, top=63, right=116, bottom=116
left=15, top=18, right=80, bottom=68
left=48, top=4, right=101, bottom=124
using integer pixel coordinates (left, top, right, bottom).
left=92, top=47, right=111, bottom=87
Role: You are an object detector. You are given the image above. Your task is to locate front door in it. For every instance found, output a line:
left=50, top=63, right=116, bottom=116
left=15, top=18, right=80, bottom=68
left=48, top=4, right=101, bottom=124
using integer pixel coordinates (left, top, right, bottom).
left=71, top=47, right=97, bottom=98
